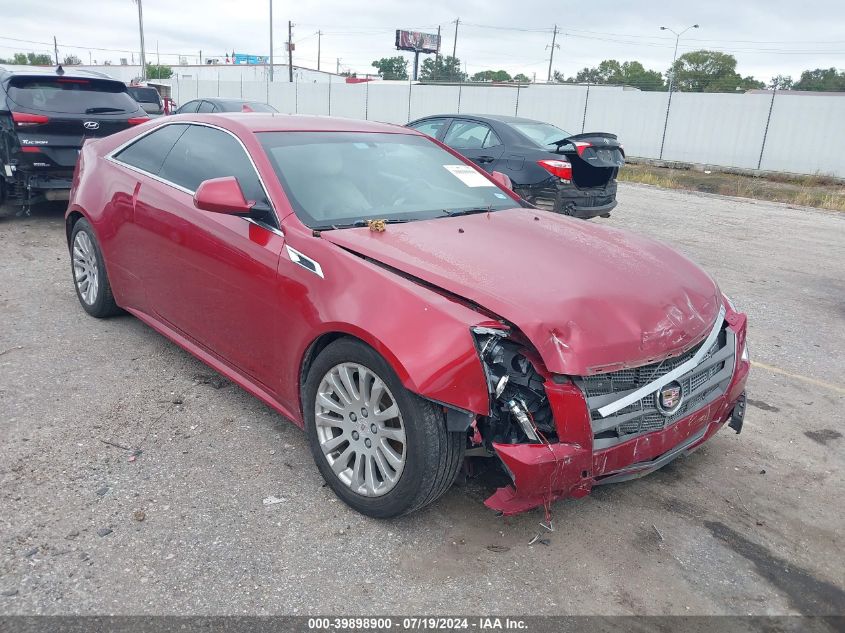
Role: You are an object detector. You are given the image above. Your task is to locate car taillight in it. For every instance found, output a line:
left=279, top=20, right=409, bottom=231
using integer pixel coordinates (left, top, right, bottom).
left=127, top=117, right=150, bottom=125
left=20, top=146, right=42, bottom=153
left=537, top=159, right=572, bottom=180
left=12, top=112, right=50, bottom=127
left=573, top=141, right=592, bottom=156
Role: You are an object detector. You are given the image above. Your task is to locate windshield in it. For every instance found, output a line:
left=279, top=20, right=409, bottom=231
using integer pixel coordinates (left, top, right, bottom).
left=259, top=132, right=518, bottom=229
left=511, top=121, right=573, bottom=147
left=8, top=77, right=139, bottom=115
left=127, top=87, right=160, bottom=104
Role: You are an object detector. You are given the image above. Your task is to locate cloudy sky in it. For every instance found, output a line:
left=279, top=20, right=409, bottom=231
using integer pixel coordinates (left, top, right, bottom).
left=3, top=0, right=844, bottom=81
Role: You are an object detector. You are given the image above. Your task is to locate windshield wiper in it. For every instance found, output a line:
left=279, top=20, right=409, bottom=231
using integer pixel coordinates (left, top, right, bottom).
left=316, top=218, right=415, bottom=230
left=85, top=107, right=125, bottom=114
left=441, top=205, right=493, bottom=218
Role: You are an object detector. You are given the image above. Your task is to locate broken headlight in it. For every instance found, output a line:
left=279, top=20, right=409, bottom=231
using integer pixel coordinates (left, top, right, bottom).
left=470, top=326, right=555, bottom=444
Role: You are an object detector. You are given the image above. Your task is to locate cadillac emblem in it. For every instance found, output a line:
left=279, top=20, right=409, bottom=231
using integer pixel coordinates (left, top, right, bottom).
left=655, top=381, right=684, bottom=416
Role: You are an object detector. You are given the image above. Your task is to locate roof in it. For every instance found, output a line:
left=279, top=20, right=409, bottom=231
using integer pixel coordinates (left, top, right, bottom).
left=166, top=112, right=418, bottom=135
left=0, top=65, right=116, bottom=83
left=412, top=113, right=545, bottom=125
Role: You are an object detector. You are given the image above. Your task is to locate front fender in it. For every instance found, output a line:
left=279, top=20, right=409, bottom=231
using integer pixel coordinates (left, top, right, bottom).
left=276, top=228, right=492, bottom=422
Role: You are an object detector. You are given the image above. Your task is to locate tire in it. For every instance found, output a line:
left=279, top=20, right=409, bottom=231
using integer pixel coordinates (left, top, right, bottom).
left=69, top=218, right=121, bottom=318
left=303, top=338, right=465, bottom=518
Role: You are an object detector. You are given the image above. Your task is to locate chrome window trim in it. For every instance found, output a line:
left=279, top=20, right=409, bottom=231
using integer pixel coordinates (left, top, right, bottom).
left=105, top=120, right=281, bottom=232
left=596, top=305, right=728, bottom=418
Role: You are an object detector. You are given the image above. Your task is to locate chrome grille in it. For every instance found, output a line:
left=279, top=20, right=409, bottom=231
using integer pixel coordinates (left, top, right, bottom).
left=575, top=324, right=736, bottom=449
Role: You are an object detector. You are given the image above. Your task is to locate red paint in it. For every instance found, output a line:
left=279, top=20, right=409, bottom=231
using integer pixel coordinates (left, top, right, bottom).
left=193, top=177, right=254, bottom=213
left=67, top=113, right=748, bottom=517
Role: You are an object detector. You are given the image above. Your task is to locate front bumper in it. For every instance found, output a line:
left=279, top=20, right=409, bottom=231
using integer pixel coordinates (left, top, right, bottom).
left=485, top=315, right=750, bottom=515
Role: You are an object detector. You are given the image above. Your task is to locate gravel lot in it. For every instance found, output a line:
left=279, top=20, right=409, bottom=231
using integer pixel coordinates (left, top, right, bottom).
left=0, top=184, right=843, bottom=616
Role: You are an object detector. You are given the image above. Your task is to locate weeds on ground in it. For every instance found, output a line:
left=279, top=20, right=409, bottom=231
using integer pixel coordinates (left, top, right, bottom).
left=618, top=164, right=845, bottom=212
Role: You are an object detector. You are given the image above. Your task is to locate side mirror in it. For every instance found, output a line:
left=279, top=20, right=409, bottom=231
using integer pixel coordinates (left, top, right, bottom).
left=193, top=177, right=253, bottom=214
left=490, top=170, right=513, bottom=191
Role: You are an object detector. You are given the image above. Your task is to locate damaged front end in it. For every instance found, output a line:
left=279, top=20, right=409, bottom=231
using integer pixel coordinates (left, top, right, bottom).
left=470, top=326, right=594, bottom=515
left=469, top=306, right=750, bottom=516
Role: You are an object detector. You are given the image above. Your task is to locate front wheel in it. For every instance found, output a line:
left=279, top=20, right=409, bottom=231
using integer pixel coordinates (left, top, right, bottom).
left=303, top=338, right=465, bottom=518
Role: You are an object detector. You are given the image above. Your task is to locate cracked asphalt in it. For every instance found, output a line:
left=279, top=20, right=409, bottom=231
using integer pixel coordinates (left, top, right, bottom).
left=0, top=184, right=843, bottom=615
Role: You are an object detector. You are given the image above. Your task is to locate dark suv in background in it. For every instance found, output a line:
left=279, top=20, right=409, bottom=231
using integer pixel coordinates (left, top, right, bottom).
left=408, top=114, right=624, bottom=219
left=0, top=66, right=148, bottom=213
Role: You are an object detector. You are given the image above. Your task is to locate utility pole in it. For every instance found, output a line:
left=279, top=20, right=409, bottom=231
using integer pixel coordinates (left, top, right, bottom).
left=269, top=0, right=274, bottom=81
left=317, top=30, right=322, bottom=71
left=53, top=36, right=59, bottom=65
left=133, top=0, right=147, bottom=80
left=336, top=58, right=341, bottom=75
left=546, top=25, right=559, bottom=82
left=288, top=20, right=294, bottom=82
left=452, top=18, right=459, bottom=59
left=199, top=50, right=202, bottom=65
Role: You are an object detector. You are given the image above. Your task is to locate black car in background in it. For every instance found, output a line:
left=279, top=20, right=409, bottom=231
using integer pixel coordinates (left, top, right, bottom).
left=407, top=114, right=625, bottom=219
left=174, top=98, right=278, bottom=114
left=0, top=66, right=148, bottom=212
left=127, top=85, right=164, bottom=116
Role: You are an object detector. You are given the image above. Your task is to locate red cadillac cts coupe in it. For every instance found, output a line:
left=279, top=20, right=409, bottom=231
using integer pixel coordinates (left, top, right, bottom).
left=66, top=114, right=750, bottom=518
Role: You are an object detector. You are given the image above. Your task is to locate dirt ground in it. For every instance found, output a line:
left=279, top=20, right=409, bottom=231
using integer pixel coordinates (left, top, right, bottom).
left=0, top=184, right=843, bottom=616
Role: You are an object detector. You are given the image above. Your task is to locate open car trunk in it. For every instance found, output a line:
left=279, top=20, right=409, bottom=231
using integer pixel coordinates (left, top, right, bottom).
left=554, top=132, right=625, bottom=189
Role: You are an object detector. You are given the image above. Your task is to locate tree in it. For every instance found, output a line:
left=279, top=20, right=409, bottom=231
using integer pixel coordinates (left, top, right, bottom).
left=513, top=73, right=531, bottom=83
left=792, top=68, right=845, bottom=91
left=0, top=52, right=53, bottom=65
left=145, top=63, right=173, bottom=79
left=556, top=59, right=665, bottom=90
left=63, top=54, right=82, bottom=65
left=26, top=53, right=53, bottom=65
left=669, top=50, right=763, bottom=92
left=371, top=56, right=408, bottom=81
left=770, top=75, right=793, bottom=90
left=419, top=56, right=466, bottom=82
left=470, top=69, right=512, bottom=82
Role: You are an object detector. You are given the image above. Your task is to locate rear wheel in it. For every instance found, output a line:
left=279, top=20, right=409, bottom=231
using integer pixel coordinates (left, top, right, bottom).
left=303, top=338, right=465, bottom=518
left=70, top=218, right=121, bottom=318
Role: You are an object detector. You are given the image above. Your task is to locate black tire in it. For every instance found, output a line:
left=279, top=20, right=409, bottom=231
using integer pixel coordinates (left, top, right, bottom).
left=69, top=218, right=121, bottom=318
left=303, top=338, right=465, bottom=518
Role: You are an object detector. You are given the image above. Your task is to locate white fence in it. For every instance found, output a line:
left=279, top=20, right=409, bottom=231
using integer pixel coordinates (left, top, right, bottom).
left=168, top=79, right=845, bottom=178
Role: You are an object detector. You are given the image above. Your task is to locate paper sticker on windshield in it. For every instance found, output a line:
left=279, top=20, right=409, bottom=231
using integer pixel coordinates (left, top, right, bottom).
left=443, top=164, right=494, bottom=187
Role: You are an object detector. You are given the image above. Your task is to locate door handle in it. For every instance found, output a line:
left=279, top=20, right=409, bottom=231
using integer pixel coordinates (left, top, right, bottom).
left=477, top=156, right=495, bottom=163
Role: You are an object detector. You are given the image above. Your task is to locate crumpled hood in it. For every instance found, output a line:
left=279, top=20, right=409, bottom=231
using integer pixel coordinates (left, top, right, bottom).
left=322, top=208, right=721, bottom=375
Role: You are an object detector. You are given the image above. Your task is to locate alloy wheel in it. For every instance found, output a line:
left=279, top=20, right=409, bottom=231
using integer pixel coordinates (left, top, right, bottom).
left=72, top=230, right=99, bottom=305
left=315, top=362, right=407, bottom=497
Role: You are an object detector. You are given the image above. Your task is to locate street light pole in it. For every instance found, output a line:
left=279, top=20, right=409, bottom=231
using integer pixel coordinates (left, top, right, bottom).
left=658, top=23, right=698, bottom=159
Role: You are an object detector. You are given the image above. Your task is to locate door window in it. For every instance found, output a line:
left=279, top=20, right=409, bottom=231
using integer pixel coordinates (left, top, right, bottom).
left=177, top=100, right=200, bottom=114
left=444, top=121, right=499, bottom=150
left=157, top=124, right=267, bottom=203
left=409, top=118, right=449, bottom=139
left=196, top=100, right=215, bottom=113
left=113, top=124, right=189, bottom=175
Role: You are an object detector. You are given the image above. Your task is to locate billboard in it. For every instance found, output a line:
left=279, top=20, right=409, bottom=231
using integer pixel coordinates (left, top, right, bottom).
left=233, top=53, right=269, bottom=65
left=395, top=30, right=441, bottom=54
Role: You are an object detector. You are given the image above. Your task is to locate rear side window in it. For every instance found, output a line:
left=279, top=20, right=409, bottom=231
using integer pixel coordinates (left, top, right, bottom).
left=7, top=77, right=139, bottom=115
left=197, top=101, right=215, bottom=113
left=113, top=124, right=188, bottom=175
left=158, top=125, right=267, bottom=202
left=127, top=87, right=160, bottom=104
